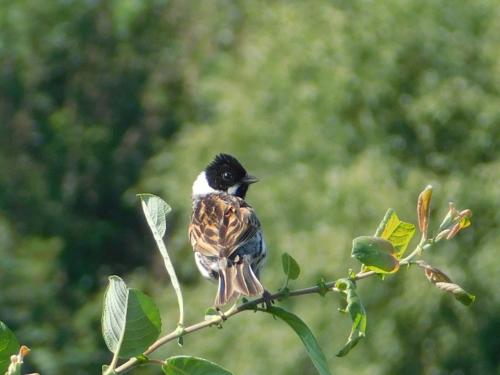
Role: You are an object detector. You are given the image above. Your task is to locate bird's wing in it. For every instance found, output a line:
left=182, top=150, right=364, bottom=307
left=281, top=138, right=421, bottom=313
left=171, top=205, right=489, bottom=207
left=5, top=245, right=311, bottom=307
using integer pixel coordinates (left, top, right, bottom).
left=189, top=194, right=260, bottom=258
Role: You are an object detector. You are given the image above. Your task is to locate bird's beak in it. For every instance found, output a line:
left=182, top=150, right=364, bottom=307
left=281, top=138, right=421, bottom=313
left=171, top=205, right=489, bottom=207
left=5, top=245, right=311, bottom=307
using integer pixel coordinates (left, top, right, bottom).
left=243, top=174, right=259, bottom=184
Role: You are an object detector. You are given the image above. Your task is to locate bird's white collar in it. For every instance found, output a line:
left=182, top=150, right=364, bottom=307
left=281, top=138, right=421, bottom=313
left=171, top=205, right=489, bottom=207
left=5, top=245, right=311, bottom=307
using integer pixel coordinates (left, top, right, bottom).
left=192, top=171, right=218, bottom=198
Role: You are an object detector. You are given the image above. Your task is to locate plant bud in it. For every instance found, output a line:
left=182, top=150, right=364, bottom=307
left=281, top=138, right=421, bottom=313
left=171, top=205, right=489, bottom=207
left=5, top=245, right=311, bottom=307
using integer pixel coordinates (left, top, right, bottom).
left=435, top=229, right=451, bottom=242
left=417, top=185, right=432, bottom=238
left=436, top=203, right=472, bottom=241
left=438, top=202, right=458, bottom=232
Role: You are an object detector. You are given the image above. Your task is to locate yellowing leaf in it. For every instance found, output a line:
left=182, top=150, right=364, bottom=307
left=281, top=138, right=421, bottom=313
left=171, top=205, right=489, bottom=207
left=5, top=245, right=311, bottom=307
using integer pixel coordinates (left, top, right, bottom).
left=380, top=211, right=416, bottom=258
left=459, top=216, right=471, bottom=229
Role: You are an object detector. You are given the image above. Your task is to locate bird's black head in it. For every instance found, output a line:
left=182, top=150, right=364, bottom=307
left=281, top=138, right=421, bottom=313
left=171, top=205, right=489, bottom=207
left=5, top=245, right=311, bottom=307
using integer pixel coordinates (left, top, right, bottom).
left=204, top=154, right=258, bottom=198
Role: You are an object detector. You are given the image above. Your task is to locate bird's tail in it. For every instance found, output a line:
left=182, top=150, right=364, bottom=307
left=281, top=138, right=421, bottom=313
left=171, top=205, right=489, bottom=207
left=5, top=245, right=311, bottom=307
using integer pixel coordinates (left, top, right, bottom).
left=215, top=257, right=264, bottom=306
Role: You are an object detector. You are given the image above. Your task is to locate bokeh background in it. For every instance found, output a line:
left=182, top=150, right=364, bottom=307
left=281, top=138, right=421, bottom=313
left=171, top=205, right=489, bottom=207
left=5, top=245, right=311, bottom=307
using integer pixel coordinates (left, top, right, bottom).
left=1, top=1, right=499, bottom=374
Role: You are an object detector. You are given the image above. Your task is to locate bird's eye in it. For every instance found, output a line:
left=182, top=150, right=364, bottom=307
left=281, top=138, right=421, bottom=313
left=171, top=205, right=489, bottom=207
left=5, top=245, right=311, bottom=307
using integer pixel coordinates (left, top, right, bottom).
left=222, top=171, right=232, bottom=181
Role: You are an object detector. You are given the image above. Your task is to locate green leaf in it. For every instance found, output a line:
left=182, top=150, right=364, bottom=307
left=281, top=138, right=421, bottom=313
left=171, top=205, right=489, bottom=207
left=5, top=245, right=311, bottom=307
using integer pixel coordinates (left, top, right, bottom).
left=263, top=307, right=331, bottom=375
left=379, top=210, right=416, bottom=258
left=351, top=236, right=399, bottom=274
left=162, top=356, right=233, bottom=375
left=281, top=252, right=301, bottom=281
left=335, top=279, right=367, bottom=357
left=137, top=193, right=172, bottom=240
left=336, top=334, right=364, bottom=357
left=0, top=321, right=19, bottom=374
left=102, top=276, right=161, bottom=358
left=138, top=194, right=184, bottom=327
left=204, top=307, right=218, bottom=321
left=135, top=354, right=149, bottom=364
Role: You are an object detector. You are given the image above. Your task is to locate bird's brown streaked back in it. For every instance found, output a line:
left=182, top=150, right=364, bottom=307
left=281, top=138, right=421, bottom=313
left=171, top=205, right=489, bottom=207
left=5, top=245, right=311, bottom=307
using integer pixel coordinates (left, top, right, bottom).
left=189, top=193, right=261, bottom=259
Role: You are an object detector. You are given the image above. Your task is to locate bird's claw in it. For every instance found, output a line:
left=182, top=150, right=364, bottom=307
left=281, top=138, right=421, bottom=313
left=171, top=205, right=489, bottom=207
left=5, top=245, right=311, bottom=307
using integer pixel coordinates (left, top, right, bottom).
left=216, top=307, right=228, bottom=321
left=261, top=290, right=275, bottom=310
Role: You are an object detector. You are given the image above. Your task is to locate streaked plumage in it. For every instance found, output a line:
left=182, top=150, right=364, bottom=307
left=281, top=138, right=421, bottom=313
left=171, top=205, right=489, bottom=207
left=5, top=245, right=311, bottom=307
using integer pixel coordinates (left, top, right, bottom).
left=189, top=154, right=267, bottom=306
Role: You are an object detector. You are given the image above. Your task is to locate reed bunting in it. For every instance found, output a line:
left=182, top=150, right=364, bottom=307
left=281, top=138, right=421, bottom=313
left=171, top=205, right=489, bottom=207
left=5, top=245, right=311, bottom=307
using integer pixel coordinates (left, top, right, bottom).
left=189, top=154, right=267, bottom=306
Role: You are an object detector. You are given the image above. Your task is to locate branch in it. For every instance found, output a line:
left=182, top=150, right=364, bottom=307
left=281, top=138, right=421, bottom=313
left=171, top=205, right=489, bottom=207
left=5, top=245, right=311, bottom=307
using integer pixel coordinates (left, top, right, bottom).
left=114, top=258, right=422, bottom=374
left=110, top=186, right=474, bottom=373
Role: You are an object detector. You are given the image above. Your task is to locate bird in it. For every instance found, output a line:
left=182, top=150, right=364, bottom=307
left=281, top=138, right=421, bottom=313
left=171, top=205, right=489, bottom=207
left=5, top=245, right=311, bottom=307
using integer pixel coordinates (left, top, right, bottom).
left=189, top=153, right=267, bottom=306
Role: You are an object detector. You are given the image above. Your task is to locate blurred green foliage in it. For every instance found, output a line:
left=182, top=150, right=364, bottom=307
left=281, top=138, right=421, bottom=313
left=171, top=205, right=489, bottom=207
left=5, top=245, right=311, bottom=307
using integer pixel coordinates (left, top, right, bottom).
left=0, top=0, right=499, bottom=374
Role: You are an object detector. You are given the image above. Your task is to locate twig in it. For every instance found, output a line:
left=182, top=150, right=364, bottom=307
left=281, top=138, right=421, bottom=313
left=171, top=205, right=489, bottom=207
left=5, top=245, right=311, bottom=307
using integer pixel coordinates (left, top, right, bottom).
left=115, top=282, right=338, bottom=373
left=114, top=252, right=424, bottom=374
